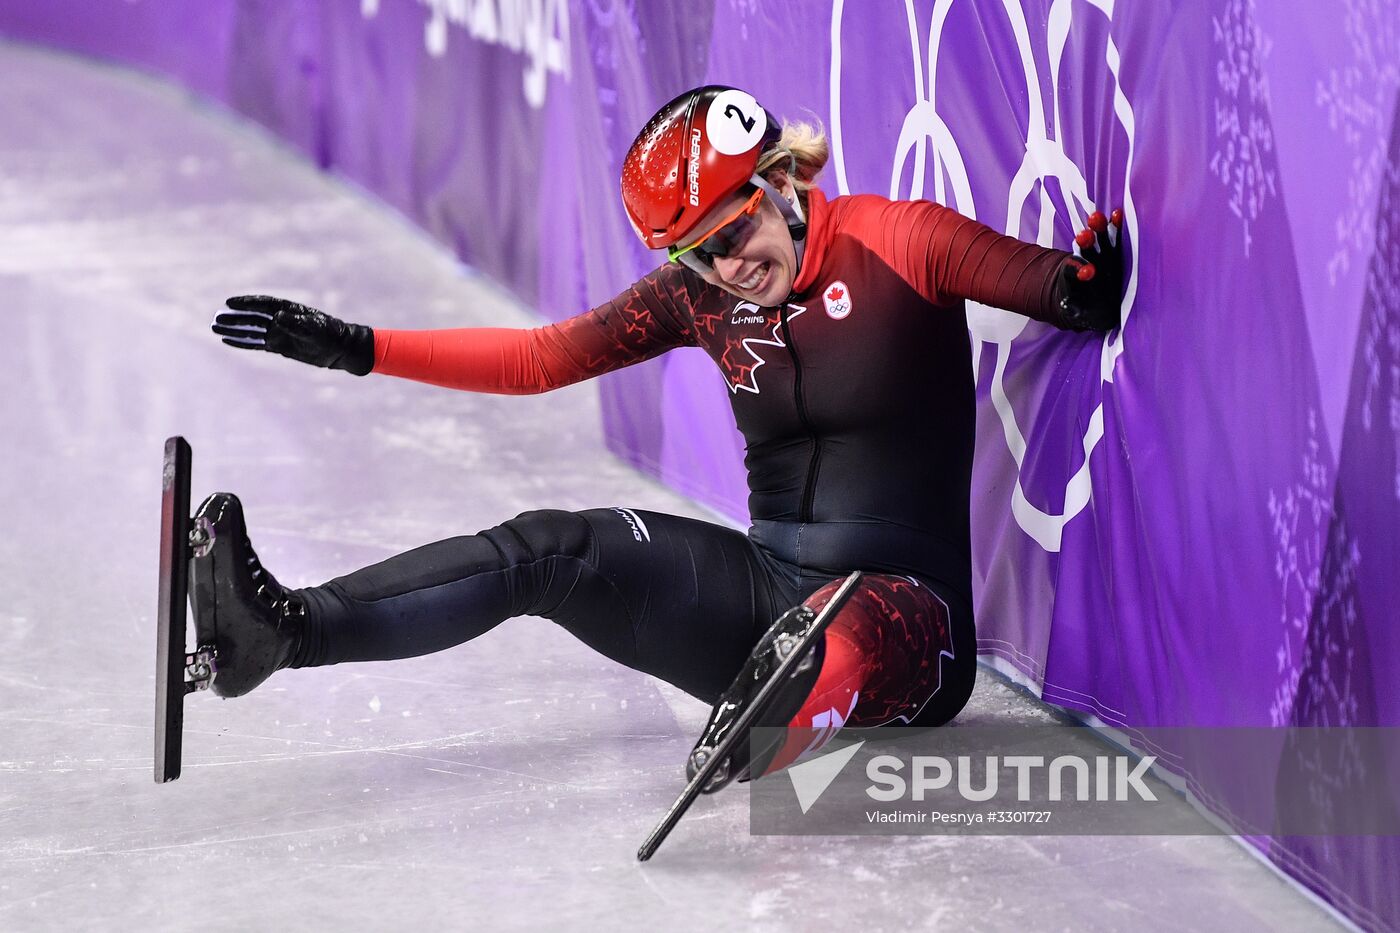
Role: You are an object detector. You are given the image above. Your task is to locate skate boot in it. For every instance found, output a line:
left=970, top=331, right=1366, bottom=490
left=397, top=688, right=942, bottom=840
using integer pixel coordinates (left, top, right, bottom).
left=637, top=573, right=860, bottom=861
left=188, top=492, right=305, bottom=698
left=686, top=603, right=830, bottom=794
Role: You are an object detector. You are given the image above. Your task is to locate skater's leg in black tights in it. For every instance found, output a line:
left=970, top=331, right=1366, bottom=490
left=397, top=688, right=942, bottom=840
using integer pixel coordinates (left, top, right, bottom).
left=291, top=508, right=798, bottom=703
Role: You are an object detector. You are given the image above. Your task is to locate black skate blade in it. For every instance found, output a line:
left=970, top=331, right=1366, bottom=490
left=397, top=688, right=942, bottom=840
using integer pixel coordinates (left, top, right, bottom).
left=154, top=436, right=192, bottom=783
left=637, top=570, right=864, bottom=862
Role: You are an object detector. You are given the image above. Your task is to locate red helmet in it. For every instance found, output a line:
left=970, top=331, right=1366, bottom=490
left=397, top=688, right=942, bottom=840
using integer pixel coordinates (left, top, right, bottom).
left=621, top=86, right=782, bottom=250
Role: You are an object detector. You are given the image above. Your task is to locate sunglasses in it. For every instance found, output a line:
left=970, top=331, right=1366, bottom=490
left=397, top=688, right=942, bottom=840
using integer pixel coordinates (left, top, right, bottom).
left=667, top=188, right=765, bottom=273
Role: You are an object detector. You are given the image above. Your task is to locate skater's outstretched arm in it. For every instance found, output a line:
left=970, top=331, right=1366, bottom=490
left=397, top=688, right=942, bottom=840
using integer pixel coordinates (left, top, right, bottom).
left=212, top=265, right=697, bottom=394
left=829, top=196, right=1126, bottom=332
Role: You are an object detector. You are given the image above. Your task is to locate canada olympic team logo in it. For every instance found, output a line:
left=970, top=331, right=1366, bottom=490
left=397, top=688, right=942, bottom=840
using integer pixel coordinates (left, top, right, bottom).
left=824, top=281, right=853, bottom=319
left=829, top=0, right=1140, bottom=552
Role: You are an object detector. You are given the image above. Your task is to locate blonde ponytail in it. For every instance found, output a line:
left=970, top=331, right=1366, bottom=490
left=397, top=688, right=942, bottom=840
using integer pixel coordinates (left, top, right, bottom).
left=756, top=120, right=830, bottom=192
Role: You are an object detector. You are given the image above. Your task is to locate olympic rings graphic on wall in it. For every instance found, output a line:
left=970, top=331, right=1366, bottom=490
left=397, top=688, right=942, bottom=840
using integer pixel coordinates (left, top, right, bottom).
left=830, top=0, right=1140, bottom=552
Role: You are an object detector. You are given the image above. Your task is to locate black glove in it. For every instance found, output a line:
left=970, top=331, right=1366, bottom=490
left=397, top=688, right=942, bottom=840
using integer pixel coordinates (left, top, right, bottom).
left=213, top=295, right=375, bottom=376
left=1055, top=208, right=1125, bottom=332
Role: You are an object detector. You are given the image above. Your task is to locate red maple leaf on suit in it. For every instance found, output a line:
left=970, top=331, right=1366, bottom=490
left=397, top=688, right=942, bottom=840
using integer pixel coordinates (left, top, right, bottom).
left=827, top=286, right=844, bottom=301
left=720, top=338, right=757, bottom=387
left=692, top=310, right=724, bottom=341
left=620, top=301, right=654, bottom=336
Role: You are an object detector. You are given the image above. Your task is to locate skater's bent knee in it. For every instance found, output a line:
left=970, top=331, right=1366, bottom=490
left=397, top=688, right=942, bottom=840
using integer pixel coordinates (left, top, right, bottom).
left=491, top=509, right=596, bottom=564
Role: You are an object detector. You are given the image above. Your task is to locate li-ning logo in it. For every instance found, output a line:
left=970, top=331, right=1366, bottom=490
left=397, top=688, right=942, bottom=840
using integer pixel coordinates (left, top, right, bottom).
left=610, top=508, right=651, bottom=543
left=688, top=129, right=703, bottom=207
left=724, top=304, right=807, bottom=395
left=823, top=281, right=852, bottom=319
left=361, top=0, right=570, bottom=109
left=731, top=301, right=767, bottom=325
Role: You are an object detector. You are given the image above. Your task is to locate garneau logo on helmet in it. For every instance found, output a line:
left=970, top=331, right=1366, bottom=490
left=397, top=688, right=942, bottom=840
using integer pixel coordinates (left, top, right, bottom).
left=620, top=86, right=776, bottom=251
left=688, top=129, right=703, bottom=207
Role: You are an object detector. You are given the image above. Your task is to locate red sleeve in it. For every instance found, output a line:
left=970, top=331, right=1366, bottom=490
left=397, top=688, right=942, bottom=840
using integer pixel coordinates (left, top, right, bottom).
left=838, top=196, right=1071, bottom=324
left=371, top=266, right=695, bottom=394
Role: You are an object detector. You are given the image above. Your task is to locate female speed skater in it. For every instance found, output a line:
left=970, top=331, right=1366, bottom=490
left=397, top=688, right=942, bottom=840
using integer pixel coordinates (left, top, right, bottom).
left=202, top=86, right=1124, bottom=790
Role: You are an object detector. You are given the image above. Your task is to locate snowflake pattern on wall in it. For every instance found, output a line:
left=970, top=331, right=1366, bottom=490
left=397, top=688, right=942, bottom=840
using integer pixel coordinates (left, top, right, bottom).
left=1265, top=409, right=1361, bottom=728
left=1358, top=145, right=1400, bottom=500
left=1316, top=0, right=1400, bottom=285
left=1266, top=409, right=1329, bottom=726
left=1209, top=0, right=1276, bottom=257
left=1295, top=506, right=1362, bottom=731
left=1273, top=442, right=1365, bottom=850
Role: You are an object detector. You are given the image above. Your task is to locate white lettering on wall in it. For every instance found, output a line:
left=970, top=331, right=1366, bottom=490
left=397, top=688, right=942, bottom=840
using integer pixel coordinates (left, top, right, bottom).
left=363, top=0, right=571, bottom=109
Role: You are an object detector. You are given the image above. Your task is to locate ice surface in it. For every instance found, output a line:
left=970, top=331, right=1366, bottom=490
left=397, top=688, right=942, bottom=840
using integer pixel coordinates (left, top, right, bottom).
left=0, top=39, right=1341, bottom=932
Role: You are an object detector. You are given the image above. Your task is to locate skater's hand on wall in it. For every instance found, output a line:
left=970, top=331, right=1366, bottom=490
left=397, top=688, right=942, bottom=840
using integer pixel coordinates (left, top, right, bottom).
left=1055, top=208, right=1125, bottom=332
left=213, top=296, right=375, bottom=376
